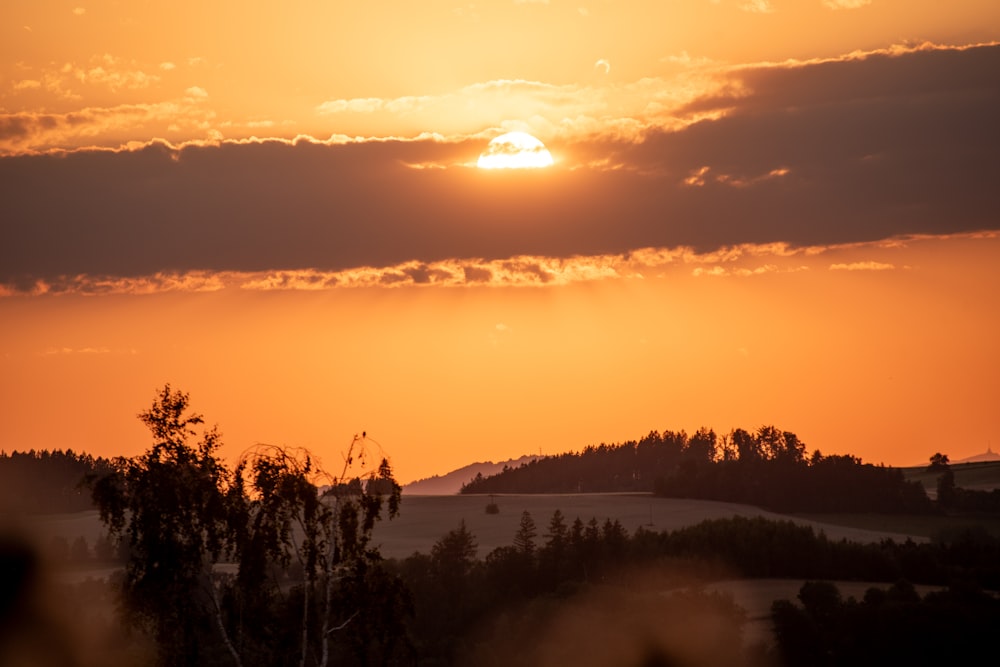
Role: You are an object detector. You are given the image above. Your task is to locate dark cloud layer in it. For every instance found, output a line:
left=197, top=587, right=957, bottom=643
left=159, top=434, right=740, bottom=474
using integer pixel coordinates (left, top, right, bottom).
left=2, top=44, right=998, bottom=290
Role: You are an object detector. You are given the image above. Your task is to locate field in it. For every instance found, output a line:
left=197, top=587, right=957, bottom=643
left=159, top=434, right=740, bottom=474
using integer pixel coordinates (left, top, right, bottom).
left=9, top=491, right=987, bottom=658
left=370, top=493, right=930, bottom=559
left=13, top=492, right=935, bottom=569
left=14, top=458, right=1000, bottom=565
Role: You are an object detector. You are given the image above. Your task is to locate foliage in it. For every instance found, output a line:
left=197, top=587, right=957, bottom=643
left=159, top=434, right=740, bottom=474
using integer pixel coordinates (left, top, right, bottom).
left=90, top=386, right=233, bottom=664
left=393, top=506, right=1000, bottom=664
left=460, top=426, right=932, bottom=514
left=89, top=385, right=406, bottom=667
left=0, top=448, right=113, bottom=513
left=771, top=579, right=1000, bottom=666
left=925, top=453, right=1000, bottom=514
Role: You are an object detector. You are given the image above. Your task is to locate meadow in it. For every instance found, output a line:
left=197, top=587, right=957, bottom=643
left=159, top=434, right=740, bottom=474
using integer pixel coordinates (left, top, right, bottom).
left=369, top=493, right=929, bottom=559
left=20, top=491, right=931, bottom=572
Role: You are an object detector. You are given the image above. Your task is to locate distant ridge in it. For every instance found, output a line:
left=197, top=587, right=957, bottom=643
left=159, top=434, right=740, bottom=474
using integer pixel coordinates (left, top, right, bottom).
left=403, top=455, right=540, bottom=495
left=955, top=447, right=1000, bottom=464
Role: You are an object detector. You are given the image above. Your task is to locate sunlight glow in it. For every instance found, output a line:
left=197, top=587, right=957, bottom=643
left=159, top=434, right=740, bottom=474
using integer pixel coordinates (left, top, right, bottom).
left=477, top=131, right=554, bottom=169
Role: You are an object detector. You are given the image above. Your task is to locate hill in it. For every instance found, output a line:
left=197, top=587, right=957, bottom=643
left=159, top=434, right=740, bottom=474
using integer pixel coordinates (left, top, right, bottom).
left=459, top=427, right=934, bottom=514
left=903, top=459, right=1000, bottom=497
left=402, top=455, right=539, bottom=495
left=956, top=447, right=1000, bottom=464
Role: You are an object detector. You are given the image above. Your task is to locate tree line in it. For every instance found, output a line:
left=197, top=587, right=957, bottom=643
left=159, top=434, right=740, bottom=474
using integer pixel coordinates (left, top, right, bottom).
left=771, top=579, right=1000, bottom=666
left=85, top=385, right=407, bottom=667
left=0, top=449, right=113, bottom=513
left=461, top=426, right=933, bottom=513
left=389, top=507, right=1000, bottom=665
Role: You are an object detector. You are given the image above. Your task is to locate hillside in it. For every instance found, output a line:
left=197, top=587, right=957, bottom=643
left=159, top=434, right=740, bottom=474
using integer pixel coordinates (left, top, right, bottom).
left=903, top=459, right=1000, bottom=497
left=402, top=455, right=539, bottom=495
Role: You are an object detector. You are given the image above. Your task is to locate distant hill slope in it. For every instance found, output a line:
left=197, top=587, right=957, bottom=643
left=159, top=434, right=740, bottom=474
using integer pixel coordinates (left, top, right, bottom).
left=403, top=455, right=539, bottom=495
left=955, top=447, right=1000, bottom=464
left=903, top=459, right=1000, bottom=496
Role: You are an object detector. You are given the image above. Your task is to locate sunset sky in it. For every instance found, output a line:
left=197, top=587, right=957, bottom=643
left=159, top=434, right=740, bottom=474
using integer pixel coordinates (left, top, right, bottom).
left=2, top=1, right=998, bottom=484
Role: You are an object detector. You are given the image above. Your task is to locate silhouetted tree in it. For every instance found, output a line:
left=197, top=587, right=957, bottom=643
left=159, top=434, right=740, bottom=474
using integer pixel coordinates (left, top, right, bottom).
left=0, top=448, right=113, bottom=513
left=90, top=385, right=240, bottom=665
left=90, top=385, right=404, bottom=667
left=431, top=520, right=478, bottom=580
left=513, top=510, right=537, bottom=555
left=928, top=452, right=957, bottom=509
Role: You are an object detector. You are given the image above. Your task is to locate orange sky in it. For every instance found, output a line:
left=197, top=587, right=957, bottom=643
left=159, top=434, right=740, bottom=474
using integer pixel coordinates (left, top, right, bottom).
left=2, top=1, right=999, bottom=483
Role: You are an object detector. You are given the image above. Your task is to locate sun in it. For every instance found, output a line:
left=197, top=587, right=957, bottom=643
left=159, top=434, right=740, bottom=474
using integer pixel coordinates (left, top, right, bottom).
left=477, top=131, right=554, bottom=169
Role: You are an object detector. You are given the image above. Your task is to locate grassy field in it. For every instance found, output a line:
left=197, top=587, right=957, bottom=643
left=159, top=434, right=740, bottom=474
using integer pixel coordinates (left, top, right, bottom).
left=368, top=493, right=929, bottom=559
left=13, top=493, right=933, bottom=569
left=13, top=459, right=999, bottom=563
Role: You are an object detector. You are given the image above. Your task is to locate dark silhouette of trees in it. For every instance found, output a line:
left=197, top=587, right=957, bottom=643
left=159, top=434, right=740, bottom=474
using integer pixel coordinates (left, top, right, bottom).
left=0, top=448, right=113, bottom=513
left=390, top=506, right=1000, bottom=665
left=431, top=520, right=478, bottom=579
left=513, top=510, right=537, bottom=555
left=771, top=579, right=1000, bottom=666
left=926, top=453, right=1000, bottom=514
left=91, top=385, right=233, bottom=665
left=460, top=425, right=931, bottom=514
left=929, top=452, right=957, bottom=509
left=89, top=384, right=405, bottom=667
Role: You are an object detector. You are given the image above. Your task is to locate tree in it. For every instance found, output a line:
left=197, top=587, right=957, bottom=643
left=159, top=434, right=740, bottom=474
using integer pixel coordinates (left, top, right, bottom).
left=927, top=452, right=951, bottom=472
left=91, top=385, right=404, bottom=667
left=91, top=385, right=238, bottom=666
left=431, top=520, right=478, bottom=579
left=225, top=438, right=404, bottom=667
left=731, top=428, right=761, bottom=463
left=544, top=509, right=568, bottom=552
left=513, top=510, right=537, bottom=555
left=685, top=427, right=717, bottom=463
left=928, top=453, right=956, bottom=509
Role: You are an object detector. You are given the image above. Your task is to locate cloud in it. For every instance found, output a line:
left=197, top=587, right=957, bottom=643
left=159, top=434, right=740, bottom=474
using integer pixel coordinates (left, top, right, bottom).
left=0, top=233, right=985, bottom=297
left=41, top=346, right=137, bottom=356
left=19, top=54, right=163, bottom=96
left=316, top=97, right=384, bottom=114
left=310, top=72, right=720, bottom=146
left=822, top=0, right=871, bottom=9
left=0, top=100, right=218, bottom=154
left=829, top=261, right=895, bottom=271
left=741, top=0, right=774, bottom=13
left=75, top=56, right=161, bottom=91
left=2, top=43, right=998, bottom=290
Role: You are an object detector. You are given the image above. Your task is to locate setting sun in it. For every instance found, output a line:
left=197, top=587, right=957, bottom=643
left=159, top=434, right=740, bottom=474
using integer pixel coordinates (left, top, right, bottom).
left=477, top=131, right=554, bottom=169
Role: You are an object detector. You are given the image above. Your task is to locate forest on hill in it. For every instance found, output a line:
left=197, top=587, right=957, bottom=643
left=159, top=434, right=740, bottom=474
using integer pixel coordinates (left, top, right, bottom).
left=462, top=426, right=942, bottom=514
